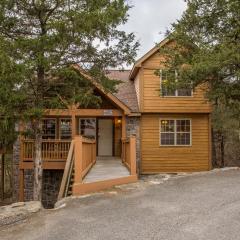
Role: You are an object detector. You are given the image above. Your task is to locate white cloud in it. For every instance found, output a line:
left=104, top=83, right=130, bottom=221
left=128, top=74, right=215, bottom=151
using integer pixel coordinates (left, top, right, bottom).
left=122, top=0, right=187, bottom=60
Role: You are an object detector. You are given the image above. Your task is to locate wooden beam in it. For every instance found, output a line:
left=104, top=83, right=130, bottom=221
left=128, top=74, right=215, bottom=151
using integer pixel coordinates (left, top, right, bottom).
left=208, top=113, right=212, bottom=170
left=71, top=113, right=76, bottom=138
left=45, top=109, right=123, bottom=117
left=19, top=169, right=24, bottom=202
left=130, top=136, right=137, bottom=175
left=74, top=136, right=83, bottom=183
left=19, top=162, right=66, bottom=170
left=122, top=115, right=126, bottom=139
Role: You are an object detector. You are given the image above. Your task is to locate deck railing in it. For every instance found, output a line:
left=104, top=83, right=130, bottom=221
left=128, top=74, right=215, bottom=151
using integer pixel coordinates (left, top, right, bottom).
left=74, top=136, right=96, bottom=185
left=121, top=136, right=137, bottom=175
left=21, top=139, right=71, bottom=163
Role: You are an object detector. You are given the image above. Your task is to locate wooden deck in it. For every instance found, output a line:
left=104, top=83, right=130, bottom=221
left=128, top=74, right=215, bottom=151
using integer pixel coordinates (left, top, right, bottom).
left=84, top=157, right=130, bottom=183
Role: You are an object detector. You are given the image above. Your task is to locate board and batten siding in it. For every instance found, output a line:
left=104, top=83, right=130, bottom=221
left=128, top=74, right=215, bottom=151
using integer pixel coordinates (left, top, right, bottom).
left=139, top=49, right=212, bottom=113
left=141, top=113, right=211, bottom=173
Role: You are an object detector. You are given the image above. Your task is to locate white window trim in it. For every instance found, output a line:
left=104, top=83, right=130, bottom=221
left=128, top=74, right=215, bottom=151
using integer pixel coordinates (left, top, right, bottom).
left=160, top=69, right=193, bottom=97
left=159, top=118, right=192, bottom=147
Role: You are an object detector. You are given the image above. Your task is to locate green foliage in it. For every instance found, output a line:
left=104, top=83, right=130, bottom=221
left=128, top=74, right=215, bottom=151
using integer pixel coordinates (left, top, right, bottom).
left=0, top=0, right=139, bottom=129
left=161, top=0, right=240, bottom=112
left=0, top=41, right=25, bottom=148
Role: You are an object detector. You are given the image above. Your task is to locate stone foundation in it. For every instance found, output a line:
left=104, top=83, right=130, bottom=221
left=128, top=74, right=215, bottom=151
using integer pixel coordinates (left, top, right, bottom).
left=126, top=116, right=141, bottom=173
left=12, top=139, right=20, bottom=202
left=42, top=170, right=63, bottom=209
left=23, top=170, right=63, bottom=209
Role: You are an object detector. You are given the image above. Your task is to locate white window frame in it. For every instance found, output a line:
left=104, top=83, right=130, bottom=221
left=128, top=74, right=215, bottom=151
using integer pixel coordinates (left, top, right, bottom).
left=160, top=69, right=193, bottom=97
left=159, top=118, right=192, bottom=146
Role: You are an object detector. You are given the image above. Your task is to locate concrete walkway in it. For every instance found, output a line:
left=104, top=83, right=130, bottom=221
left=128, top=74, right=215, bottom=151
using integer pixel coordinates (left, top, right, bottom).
left=1, top=168, right=240, bottom=240
left=83, top=157, right=130, bottom=183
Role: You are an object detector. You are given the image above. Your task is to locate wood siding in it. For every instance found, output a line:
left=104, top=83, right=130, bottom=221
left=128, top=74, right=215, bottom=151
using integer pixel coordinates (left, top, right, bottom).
left=138, top=49, right=211, bottom=113
left=141, top=113, right=211, bottom=173
left=134, top=71, right=140, bottom=107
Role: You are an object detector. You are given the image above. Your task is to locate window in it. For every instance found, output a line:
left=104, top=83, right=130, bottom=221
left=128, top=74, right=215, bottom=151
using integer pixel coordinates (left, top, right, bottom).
left=42, top=119, right=56, bottom=139
left=79, top=118, right=96, bottom=139
left=160, top=70, right=192, bottom=97
left=60, top=119, right=72, bottom=139
left=160, top=119, right=191, bottom=146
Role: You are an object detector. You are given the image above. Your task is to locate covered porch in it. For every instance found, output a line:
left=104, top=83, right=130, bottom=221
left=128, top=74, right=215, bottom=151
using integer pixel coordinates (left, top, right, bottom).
left=19, top=108, right=137, bottom=200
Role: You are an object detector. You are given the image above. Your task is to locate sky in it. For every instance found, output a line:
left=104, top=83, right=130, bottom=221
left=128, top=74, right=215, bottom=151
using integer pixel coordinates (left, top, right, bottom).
left=122, top=0, right=187, bottom=60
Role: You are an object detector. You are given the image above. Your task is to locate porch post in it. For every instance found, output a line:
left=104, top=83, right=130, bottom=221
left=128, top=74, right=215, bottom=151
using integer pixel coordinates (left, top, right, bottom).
left=122, top=115, right=126, bottom=139
left=71, top=110, right=76, bottom=138
left=130, top=136, right=137, bottom=175
left=19, top=169, right=24, bottom=202
left=74, top=136, right=83, bottom=183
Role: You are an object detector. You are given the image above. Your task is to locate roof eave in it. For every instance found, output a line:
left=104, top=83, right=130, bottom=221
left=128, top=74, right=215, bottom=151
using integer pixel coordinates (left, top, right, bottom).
left=129, top=37, right=170, bottom=81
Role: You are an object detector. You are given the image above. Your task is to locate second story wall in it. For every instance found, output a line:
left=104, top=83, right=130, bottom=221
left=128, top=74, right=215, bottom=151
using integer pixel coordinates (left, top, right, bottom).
left=133, top=43, right=212, bottom=113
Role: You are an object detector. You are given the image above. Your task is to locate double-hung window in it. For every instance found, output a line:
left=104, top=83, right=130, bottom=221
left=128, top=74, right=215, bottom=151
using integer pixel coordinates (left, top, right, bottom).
left=160, top=69, right=192, bottom=97
left=160, top=119, right=191, bottom=146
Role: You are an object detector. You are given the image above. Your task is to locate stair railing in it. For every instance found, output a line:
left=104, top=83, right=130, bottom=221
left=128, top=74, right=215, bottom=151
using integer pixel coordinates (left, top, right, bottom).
left=121, top=135, right=137, bottom=175
left=58, top=140, right=74, bottom=200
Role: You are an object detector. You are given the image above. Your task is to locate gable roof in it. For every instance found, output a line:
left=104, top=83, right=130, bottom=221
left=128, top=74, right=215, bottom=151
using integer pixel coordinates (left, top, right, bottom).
left=72, top=65, right=131, bottom=115
left=106, top=70, right=139, bottom=113
left=129, top=38, right=170, bottom=80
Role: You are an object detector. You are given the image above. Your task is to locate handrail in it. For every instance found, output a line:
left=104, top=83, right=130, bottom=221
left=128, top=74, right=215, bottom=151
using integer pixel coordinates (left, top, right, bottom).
left=58, top=140, right=74, bottom=200
left=73, top=136, right=96, bottom=188
left=121, top=136, right=137, bottom=175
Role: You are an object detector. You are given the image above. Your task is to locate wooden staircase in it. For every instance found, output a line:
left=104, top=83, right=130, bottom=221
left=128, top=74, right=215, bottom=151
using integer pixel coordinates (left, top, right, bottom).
left=58, top=136, right=137, bottom=200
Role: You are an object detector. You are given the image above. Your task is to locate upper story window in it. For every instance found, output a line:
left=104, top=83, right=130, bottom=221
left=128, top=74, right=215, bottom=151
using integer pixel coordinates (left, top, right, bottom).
left=160, top=70, right=192, bottom=97
left=160, top=119, right=191, bottom=146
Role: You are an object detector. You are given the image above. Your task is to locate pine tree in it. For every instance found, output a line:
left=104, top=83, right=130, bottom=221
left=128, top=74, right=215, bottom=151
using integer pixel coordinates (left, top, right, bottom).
left=0, top=0, right=139, bottom=201
left=160, top=0, right=240, bottom=167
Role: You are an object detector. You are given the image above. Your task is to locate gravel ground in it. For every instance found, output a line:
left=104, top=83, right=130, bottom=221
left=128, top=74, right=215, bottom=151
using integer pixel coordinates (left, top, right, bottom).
left=0, top=168, right=240, bottom=240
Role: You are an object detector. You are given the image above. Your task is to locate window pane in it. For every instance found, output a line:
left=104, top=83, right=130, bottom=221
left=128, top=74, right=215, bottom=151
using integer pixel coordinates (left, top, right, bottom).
left=42, top=119, right=56, bottom=139
left=177, top=133, right=190, bottom=145
left=79, top=118, right=96, bottom=139
left=161, top=120, right=175, bottom=132
left=161, top=133, right=175, bottom=145
left=177, top=88, right=192, bottom=96
left=161, top=70, right=176, bottom=96
left=176, top=120, right=190, bottom=132
left=60, top=119, right=72, bottom=139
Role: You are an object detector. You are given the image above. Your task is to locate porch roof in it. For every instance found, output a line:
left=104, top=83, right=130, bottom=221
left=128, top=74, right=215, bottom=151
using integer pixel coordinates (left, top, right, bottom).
left=72, top=65, right=139, bottom=114
left=72, top=65, right=132, bottom=115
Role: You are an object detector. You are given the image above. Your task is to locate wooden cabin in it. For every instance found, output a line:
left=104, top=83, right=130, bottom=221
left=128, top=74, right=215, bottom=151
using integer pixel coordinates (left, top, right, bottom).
left=14, top=38, right=212, bottom=207
left=129, top=38, right=212, bottom=173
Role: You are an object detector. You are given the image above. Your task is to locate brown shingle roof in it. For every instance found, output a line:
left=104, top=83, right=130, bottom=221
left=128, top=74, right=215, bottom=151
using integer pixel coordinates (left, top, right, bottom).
left=107, top=70, right=139, bottom=113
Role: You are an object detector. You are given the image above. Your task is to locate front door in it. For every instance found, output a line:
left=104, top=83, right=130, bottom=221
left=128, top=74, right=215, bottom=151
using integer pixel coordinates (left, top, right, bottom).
left=98, top=119, right=113, bottom=156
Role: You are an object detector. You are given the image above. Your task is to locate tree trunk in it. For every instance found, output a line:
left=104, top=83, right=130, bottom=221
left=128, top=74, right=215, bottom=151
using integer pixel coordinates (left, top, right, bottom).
left=220, top=134, right=225, bottom=168
left=33, top=120, right=43, bottom=201
left=0, top=153, right=4, bottom=200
